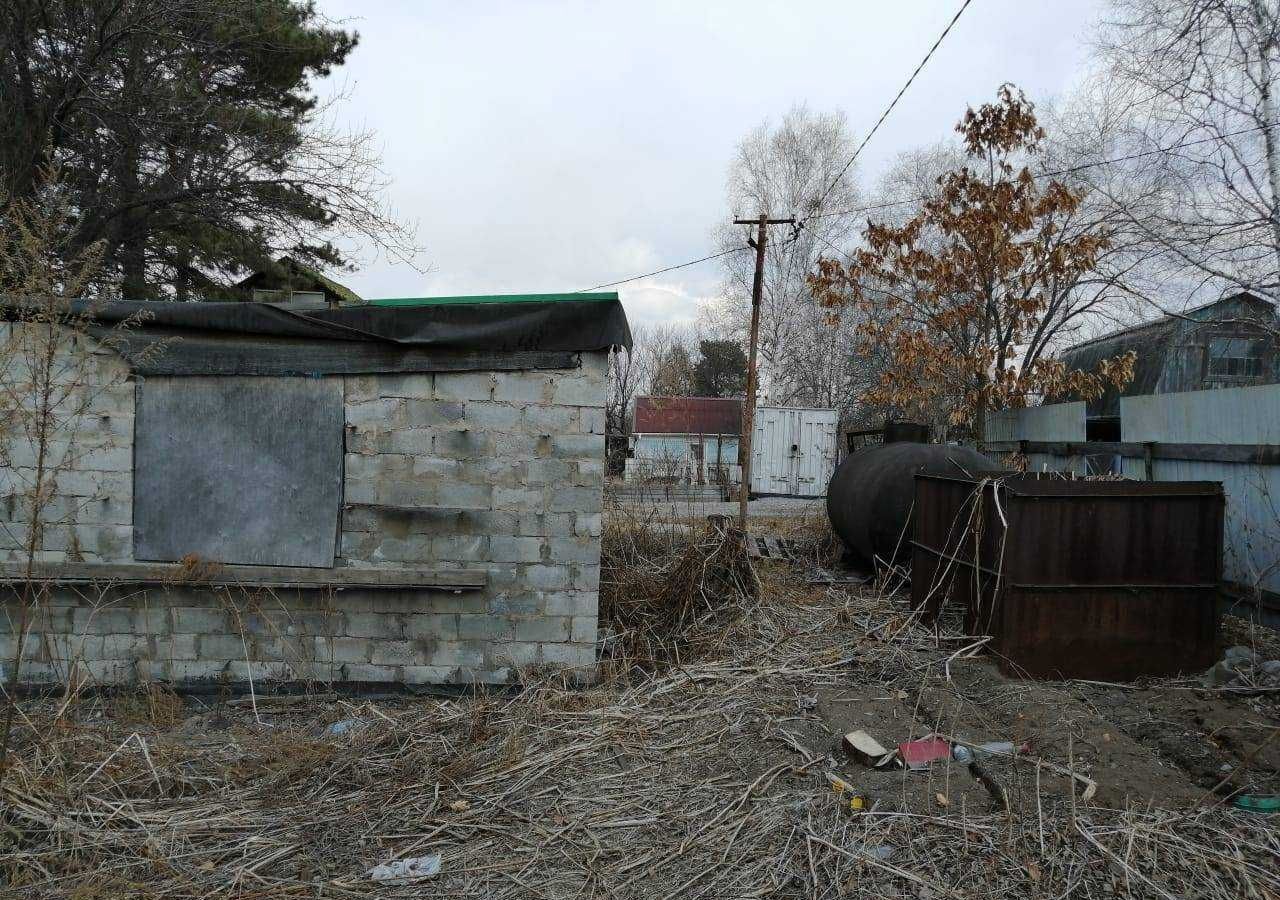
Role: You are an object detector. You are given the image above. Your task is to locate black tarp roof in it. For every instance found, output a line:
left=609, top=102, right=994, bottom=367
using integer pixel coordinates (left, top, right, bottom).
left=8, top=293, right=632, bottom=377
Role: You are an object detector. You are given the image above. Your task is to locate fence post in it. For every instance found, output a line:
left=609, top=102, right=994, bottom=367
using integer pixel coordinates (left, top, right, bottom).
left=1143, top=442, right=1156, bottom=481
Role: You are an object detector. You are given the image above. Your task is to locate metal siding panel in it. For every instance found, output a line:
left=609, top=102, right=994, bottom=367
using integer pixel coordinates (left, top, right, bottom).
left=985, top=402, right=1087, bottom=443
left=751, top=407, right=838, bottom=496
left=1122, top=386, right=1280, bottom=594
left=1150, top=456, right=1280, bottom=594
left=786, top=409, right=800, bottom=493
left=796, top=411, right=828, bottom=496
left=751, top=407, right=784, bottom=493
left=798, top=414, right=815, bottom=492
left=986, top=409, right=1021, bottom=443
left=773, top=409, right=791, bottom=493
left=1121, top=383, right=1280, bottom=443
left=134, top=376, right=343, bottom=567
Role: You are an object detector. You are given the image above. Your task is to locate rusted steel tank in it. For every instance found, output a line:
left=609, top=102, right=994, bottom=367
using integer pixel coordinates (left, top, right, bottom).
left=826, top=443, right=998, bottom=565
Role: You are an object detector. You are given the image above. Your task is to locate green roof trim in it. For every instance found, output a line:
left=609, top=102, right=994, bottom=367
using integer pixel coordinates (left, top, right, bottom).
left=369, top=292, right=618, bottom=308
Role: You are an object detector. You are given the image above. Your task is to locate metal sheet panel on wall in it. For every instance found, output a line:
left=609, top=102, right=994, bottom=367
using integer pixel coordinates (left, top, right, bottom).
left=1121, top=383, right=1280, bottom=444
left=1122, top=384, right=1280, bottom=595
left=913, top=474, right=1223, bottom=680
left=985, top=402, right=1087, bottom=443
left=134, top=376, right=343, bottom=568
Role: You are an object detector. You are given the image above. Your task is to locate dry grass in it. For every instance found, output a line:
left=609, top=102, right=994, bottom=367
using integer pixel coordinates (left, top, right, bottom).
left=0, top=513, right=1276, bottom=898
left=598, top=506, right=759, bottom=671
left=103, top=684, right=186, bottom=730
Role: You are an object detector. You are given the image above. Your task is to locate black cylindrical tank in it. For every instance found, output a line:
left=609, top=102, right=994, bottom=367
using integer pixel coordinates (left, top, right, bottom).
left=826, top=442, right=999, bottom=566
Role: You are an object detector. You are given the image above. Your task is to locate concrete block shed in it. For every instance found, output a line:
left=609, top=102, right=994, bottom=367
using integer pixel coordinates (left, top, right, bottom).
left=0, top=292, right=631, bottom=688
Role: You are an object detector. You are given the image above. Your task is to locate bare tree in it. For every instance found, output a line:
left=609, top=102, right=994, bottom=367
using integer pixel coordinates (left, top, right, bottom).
left=1088, top=0, right=1280, bottom=301
left=708, top=106, right=862, bottom=407
left=603, top=322, right=697, bottom=465
left=605, top=346, right=641, bottom=442
left=631, top=323, right=696, bottom=398
left=0, top=176, right=161, bottom=780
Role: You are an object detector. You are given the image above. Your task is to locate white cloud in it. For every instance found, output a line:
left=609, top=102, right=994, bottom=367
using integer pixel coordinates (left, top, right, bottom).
left=314, top=0, right=1105, bottom=326
left=620, top=279, right=723, bottom=329
left=602, top=238, right=662, bottom=280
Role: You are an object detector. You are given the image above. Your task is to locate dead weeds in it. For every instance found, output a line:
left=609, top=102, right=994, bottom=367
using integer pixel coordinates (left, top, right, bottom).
left=599, top=507, right=758, bottom=671
left=0, top=512, right=1276, bottom=898
left=103, top=683, right=186, bottom=730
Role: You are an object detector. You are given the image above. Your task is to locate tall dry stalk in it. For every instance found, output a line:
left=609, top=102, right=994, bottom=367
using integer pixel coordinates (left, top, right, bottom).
left=0, top=172, right=156, bottom=784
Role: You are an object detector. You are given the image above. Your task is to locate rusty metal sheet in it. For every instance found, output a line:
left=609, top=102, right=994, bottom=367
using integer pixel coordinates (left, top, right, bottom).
left=911, top=473, right=1224, bottom=680
left=996, top=585, right=1218, bottom=681
left=633, top=396, right=742, bottom=435
left=134, top=376, right=343, bottom=568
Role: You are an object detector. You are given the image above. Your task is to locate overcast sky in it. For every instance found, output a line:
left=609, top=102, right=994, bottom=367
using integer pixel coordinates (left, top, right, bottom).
left=315, top=0, right=1106, bottom=327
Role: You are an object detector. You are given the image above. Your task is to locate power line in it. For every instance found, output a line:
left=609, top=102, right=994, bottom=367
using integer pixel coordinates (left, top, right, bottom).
left=572, top=0, right=975, bottom=298
left=805, top=0, right=976, bottom=223
left=811, top=122, right=1275, bottom=221
left=577, top=99, right=1270, bottom=299
left=575, top=246, right=748, bottom=292
left=574, top=124, right=1272, bottom=297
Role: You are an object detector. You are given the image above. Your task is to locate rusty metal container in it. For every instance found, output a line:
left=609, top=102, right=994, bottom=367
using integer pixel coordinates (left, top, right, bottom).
left=911, top=474, right=1223, bottom=681
left=883, top=422, right=931, bottom=444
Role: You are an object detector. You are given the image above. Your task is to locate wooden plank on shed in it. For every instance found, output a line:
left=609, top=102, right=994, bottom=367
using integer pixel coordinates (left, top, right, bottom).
left=133, top=376, right=343, bottom=568
left=0, top=561, right=485, bottom=590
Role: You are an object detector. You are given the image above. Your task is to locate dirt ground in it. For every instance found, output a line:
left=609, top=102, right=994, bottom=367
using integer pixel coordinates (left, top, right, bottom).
left=0, top=527, right=1277, bottom=898
left=814, top=652, right=1280, bottom=815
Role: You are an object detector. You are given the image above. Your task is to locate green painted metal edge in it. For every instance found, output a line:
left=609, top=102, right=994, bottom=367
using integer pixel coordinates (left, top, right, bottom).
left=369, top=292, right=619, bottom=308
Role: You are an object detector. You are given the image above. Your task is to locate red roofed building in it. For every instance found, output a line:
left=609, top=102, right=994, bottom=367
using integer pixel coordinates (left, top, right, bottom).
left=627, top=396, right=742, bottom=486
left=633, top=396, right=742, bottom=435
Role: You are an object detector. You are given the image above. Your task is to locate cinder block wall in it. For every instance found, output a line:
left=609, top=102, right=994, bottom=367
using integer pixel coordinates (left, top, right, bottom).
left=1, top=330, right=608, bottom=688
left=336, top=359, right=607, bottom=680
left=0, top=324, right=136, bottom=563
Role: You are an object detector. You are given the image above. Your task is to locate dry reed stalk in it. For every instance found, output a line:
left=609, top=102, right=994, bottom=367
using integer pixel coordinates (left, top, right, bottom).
left=0, top=511, right=1274, bottom=899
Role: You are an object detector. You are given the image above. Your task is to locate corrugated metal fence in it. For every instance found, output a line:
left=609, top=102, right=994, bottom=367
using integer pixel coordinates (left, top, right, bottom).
left=986, top=402, right=1088, bottom=473
left=985, top=384, right=1280, bottom=606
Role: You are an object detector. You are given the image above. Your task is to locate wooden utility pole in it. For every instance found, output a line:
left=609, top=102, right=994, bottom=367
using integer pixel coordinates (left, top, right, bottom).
left=734, top=214, right=795, bottom=528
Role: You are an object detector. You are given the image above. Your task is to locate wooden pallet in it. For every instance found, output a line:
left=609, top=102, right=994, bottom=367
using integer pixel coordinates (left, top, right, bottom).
left=746, top=534, right=799, bottom=561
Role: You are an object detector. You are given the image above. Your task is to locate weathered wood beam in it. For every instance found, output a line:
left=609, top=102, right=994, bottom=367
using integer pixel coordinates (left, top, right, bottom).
left=0, top=562, right=486, bottom=591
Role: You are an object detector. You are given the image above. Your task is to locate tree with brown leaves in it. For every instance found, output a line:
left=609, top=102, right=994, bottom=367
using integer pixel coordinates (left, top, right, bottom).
left=809, top=86, right=1136, bottom=439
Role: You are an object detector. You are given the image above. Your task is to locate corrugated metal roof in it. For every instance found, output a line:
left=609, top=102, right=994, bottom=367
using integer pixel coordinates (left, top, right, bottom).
left=634, top=396, right=742, bottom=435
left=1059, top=291, right=1278, bottom=417
left=1064, top=291, right=1274, bottom=354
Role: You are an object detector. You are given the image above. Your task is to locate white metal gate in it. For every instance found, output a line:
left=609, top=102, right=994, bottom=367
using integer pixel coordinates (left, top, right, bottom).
left=750, top=407, right=839, bottom=497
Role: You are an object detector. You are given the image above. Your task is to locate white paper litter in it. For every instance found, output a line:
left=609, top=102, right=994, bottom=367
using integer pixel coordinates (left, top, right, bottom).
left=367, top=854, right=442, bottom=883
